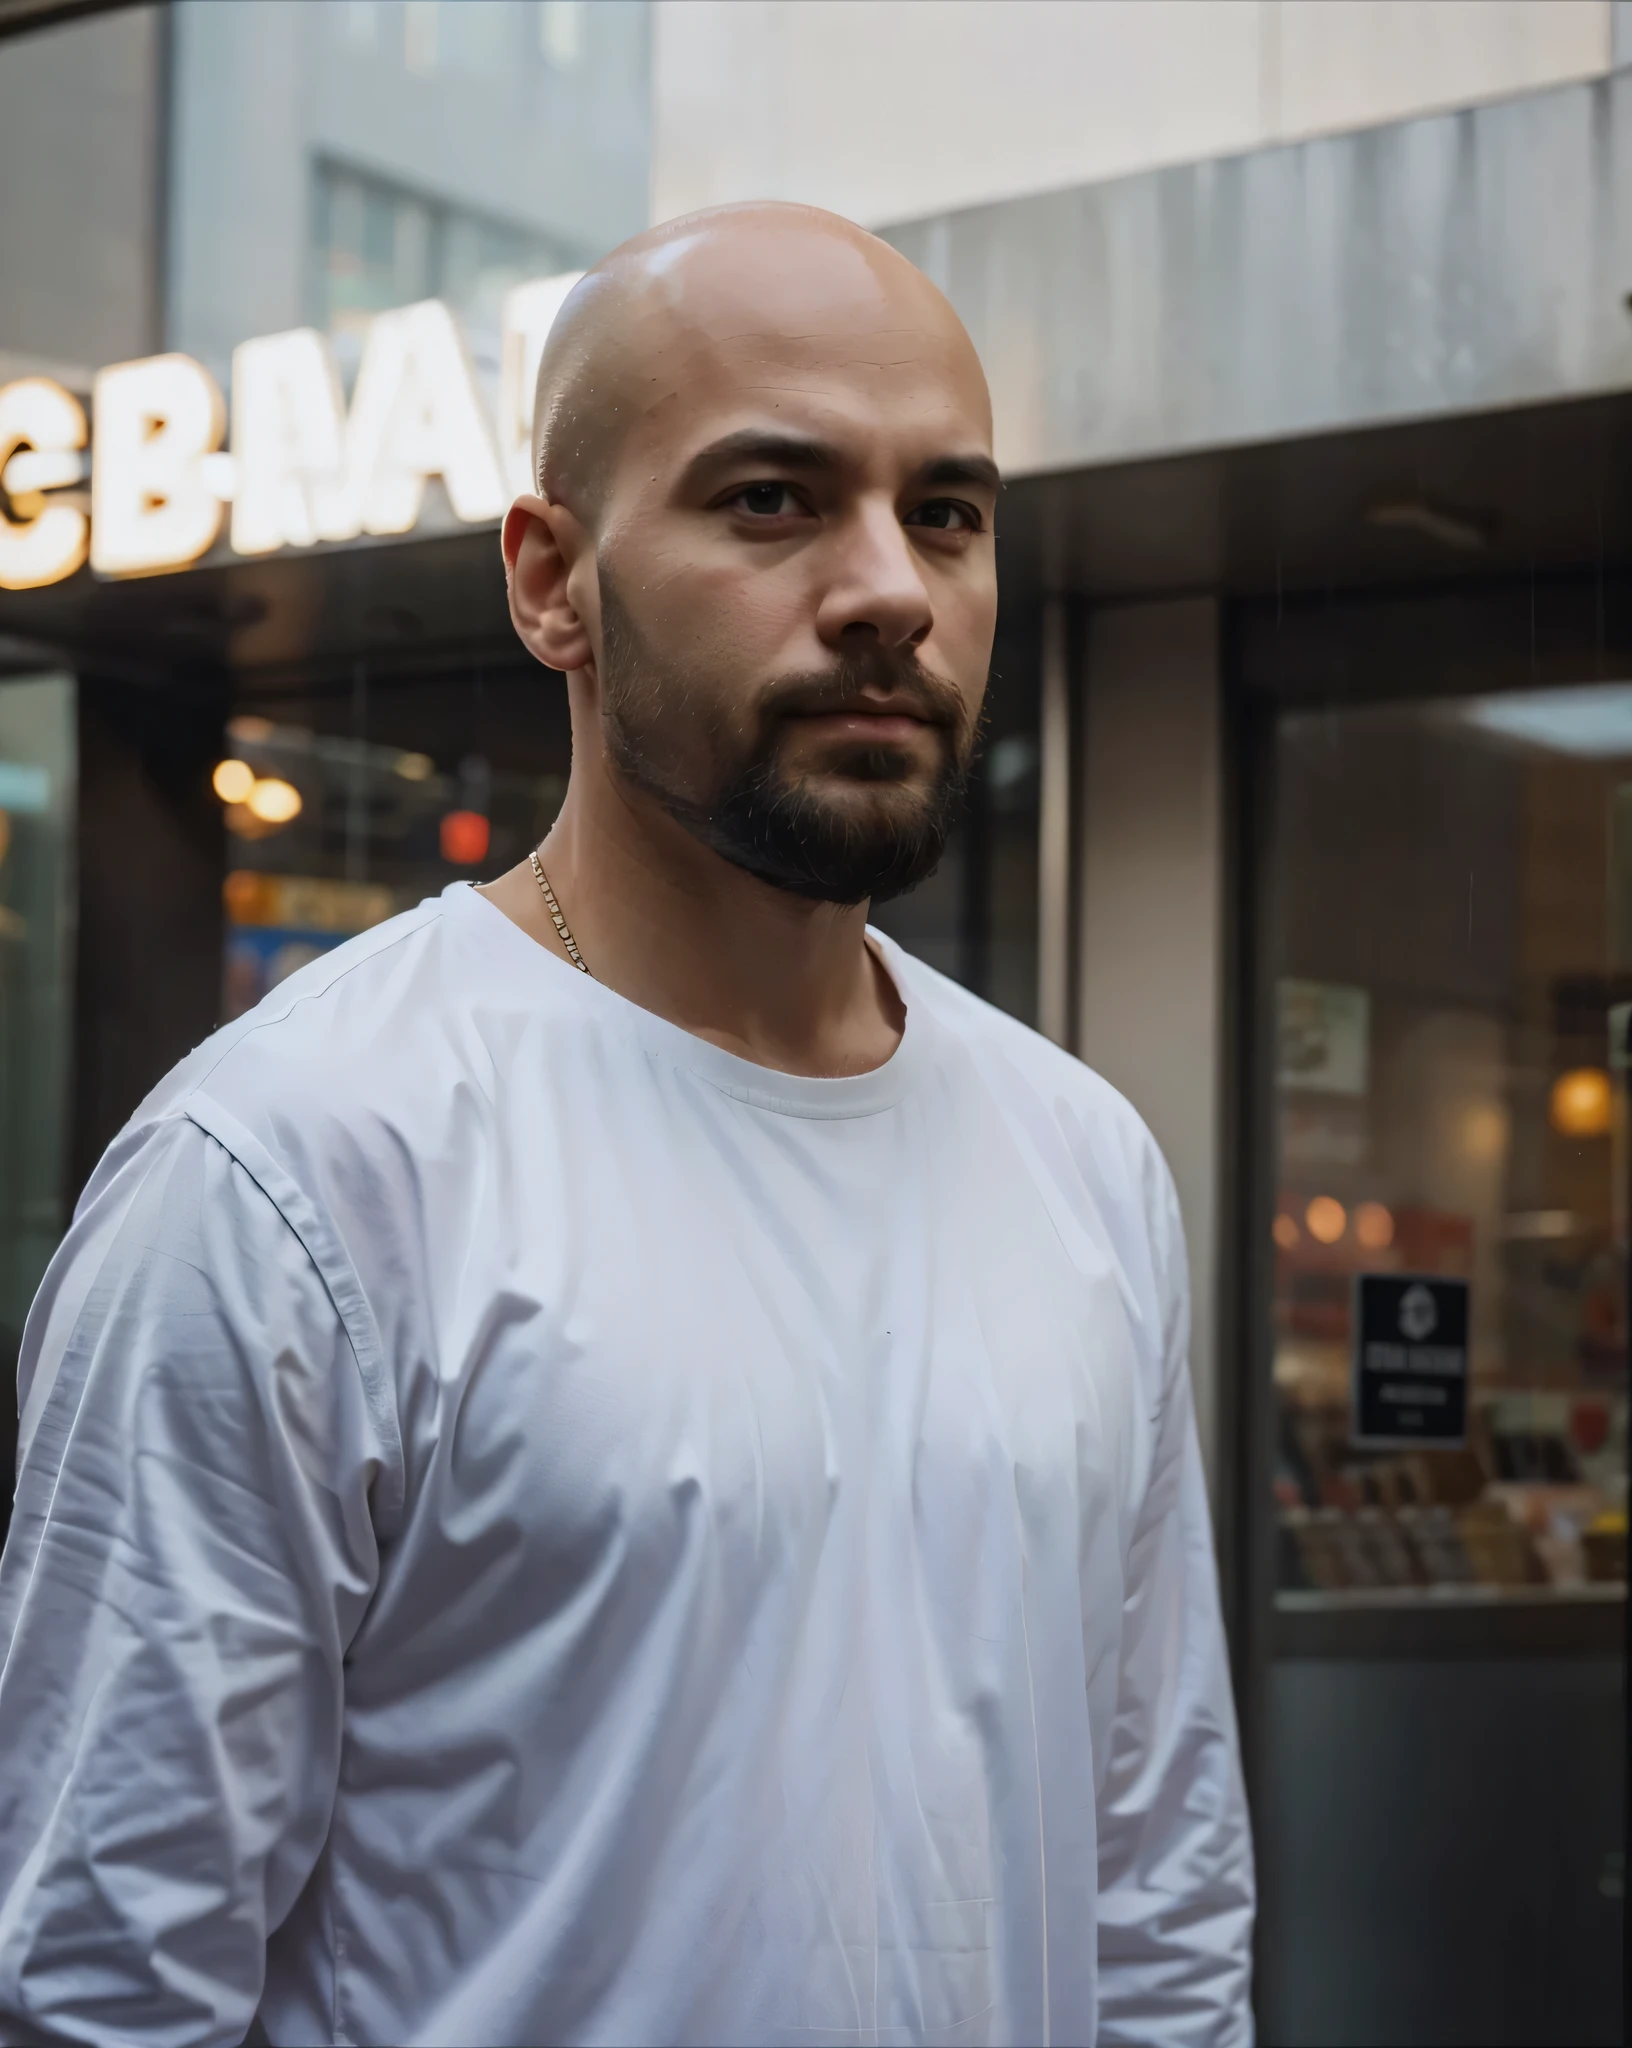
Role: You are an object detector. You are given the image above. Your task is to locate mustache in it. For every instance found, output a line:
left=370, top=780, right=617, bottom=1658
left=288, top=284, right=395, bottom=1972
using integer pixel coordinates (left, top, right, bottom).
left=753, top=648, right=967, bottom=733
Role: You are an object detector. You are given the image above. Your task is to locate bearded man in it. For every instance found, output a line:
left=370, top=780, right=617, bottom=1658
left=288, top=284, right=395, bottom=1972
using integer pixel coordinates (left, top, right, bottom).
left=0, top=205, right=1252, bottom=2046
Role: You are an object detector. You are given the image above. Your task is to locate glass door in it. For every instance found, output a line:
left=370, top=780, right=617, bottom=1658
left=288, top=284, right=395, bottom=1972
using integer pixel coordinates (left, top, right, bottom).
left=0, top=671, right=75, bottom=1533
left=1269, top=685, right=1626, bottom=1615
left=1250, top=668, right=1627, bottom=2047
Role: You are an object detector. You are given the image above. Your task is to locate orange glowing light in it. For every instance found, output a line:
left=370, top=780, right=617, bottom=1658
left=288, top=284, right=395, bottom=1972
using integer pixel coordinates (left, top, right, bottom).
left=440, top=809, right=490, bottom=865
left=1305, top=1195, right=1347, bottom=1245
left=1354, top=1201, right=1395, bottom=1250
left=212, top=757, right=255, bottom=804
left=245, top=776, right=302, bottom=824
left=1549, top=1066, right=1612, bottom=1139
left=1272, top=1213, right=1300, bottom=1250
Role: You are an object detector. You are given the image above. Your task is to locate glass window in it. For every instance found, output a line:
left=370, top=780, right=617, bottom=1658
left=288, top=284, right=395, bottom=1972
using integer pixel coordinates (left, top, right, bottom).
left=1269, top=682, right=1629, bottom=1608
left=0, top=673, right=75, bottom=1489
left=308, top=158, right=580, bottom=391
left=168, top=0, right=651, bottom=388
left=217, top=662, right=571, bottom=1020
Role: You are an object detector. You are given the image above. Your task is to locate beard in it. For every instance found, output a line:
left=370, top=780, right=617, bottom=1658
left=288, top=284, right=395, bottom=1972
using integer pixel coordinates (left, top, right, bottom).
left=596, top=571, right=979, bottom=906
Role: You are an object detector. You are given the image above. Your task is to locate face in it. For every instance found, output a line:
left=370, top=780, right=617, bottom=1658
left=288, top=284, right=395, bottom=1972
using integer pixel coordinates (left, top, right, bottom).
left=548, top=230, right=999, bottom=905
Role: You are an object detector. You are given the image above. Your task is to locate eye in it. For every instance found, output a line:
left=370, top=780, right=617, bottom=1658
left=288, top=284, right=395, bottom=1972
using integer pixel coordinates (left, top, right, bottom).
left=726, top=482, right=807, bottom=518
left=905, top=498, right=982, bottom=533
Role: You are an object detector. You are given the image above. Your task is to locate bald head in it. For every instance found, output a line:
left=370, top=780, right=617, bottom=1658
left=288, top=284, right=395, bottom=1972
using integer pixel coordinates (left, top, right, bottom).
left=531, top=202, right=989, bottom=521
left=502, top=199, right=999, bottom=910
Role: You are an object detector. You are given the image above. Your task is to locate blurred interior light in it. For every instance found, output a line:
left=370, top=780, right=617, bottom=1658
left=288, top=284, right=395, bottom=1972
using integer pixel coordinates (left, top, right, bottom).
left=1354, top=1201, right=1395, bottom=1250
left=1458, top=1101, right=1509, bottom=1163
left=1305, top=1195, right=1347, bottom=1245
left=245, top=776, right=302, bottom=825
left=212, top=758, right=255, bottom=804
left=227, top=714, right=276, bottom=745
left=1550, top=1066, right=1613, bottom=1138
left=1365, top=496, right=1492, bottom=553
left=395, top=751, right=435, bottom=782
left=1272, top=1212, right=1300, bottom=1251
left=440, top=810, right=490, bottom=864
left=1502, top=1209, right=1576, bottom=1240
left=1460, top=685, right=1632, bottom=758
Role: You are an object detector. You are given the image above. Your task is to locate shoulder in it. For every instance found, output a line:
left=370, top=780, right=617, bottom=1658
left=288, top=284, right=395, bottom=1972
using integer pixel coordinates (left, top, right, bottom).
left=885, top=937, right=1167, bottom=1174
left=882, top=935, right=1188, bottom=1323
left=80, top=886, right=563, bottom=1226
left=107, top=892, right=453, bottom=1153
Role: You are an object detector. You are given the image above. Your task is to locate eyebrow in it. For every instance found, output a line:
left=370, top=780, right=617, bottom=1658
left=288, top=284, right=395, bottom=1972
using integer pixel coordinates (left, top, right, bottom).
left=918, top=452, right=1003, bottom=494
left=686, top=430, right=843, bottom=477
left=684, top=430, right=1002, bottom=495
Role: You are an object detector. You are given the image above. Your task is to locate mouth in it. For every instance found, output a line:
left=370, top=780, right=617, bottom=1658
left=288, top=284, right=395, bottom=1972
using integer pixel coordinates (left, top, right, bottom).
left=788, top=706, right=936, bottom=747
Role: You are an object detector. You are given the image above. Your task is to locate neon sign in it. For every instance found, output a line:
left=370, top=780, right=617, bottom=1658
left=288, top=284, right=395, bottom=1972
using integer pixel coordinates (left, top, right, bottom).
left=0, top=270, right=583, bottom=591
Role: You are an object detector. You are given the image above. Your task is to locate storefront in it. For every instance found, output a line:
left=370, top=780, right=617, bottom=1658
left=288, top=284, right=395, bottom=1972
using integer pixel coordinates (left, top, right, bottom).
left=1237, top=561, right=1629, bottom=2043
left=0, top=9, right=1627, bottom=2041
left=885, top=66, right=1631, bottom=2045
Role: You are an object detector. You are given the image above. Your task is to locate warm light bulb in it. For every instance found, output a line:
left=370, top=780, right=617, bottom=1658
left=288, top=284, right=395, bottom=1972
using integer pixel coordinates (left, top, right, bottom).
left=1272, top=1213, right=1300, bottom=1250
left=1459, top=1101, right=1509, bottom=1163
left=1305, top=1195, right=1347, bottom=1245
left=440, top=809, right=490, bottom=865
left=1549, top=1067, right=1612, bottom=1139
left=395, top=751, right=435, bottom=782
left=212, top=758, right=255, bottom=804
left=1354, top=1201, right=1395, bottom=1250
left=245, top=776, right=302, bottom=824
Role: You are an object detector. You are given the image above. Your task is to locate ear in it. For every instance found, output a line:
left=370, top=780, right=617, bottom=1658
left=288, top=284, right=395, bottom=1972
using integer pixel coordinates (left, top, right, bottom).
left=503, top=494, right=595, bottom=674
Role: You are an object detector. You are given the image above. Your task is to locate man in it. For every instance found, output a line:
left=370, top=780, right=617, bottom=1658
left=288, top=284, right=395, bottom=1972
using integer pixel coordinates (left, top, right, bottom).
left=0, top=205, right=1252, bottom=2045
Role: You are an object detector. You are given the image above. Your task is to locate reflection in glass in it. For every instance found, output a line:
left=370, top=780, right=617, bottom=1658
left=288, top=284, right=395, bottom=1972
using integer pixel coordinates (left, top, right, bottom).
left=215, top=710, right=565, bottom=1022
left=1270, top=686, right=1629, bottom=1607
left=168, top=0, right=651, bottom=390
left=0, top=674, right=74, bottom=1473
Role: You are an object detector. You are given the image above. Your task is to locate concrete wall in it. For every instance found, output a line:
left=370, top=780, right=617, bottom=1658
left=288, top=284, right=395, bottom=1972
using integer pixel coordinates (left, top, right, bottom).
left=0, top=4, right=166, bottom=379
left=883, top=67, right=1632, bottom=482
left=1076, top=600, right=1225, bottom=1493
left=652, top=0, right=1613, bottom=229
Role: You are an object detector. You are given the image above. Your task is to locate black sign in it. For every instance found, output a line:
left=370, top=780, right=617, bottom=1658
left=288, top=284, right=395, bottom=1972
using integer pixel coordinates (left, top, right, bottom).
left=1350, top=1274, right=1469, bottom=1447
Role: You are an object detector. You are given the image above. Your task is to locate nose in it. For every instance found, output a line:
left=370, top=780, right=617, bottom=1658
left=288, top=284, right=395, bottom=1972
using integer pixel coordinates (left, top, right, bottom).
left=813, top=497, right=933, bottom=654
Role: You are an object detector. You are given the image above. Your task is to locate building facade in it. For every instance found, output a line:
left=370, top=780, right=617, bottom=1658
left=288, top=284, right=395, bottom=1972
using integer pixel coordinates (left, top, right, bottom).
left=0, top=3, right=1628, bottom=2041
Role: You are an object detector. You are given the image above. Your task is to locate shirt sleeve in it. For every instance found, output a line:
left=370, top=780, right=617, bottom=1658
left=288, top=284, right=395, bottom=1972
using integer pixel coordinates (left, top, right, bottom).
left=1094, top=1166, right=1256, bottom=2046
left=0, top=1114, right=392, bottom=2048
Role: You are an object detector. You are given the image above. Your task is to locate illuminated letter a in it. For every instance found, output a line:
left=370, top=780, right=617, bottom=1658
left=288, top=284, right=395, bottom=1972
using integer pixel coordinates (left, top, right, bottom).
left=340, top=300, right=507, bottom=535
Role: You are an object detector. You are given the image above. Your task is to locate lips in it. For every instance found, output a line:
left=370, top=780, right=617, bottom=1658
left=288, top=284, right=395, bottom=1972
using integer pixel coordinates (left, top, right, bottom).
left=790, top=707, right=935, bottom=745
left=758, top=656, right=966, bottom=743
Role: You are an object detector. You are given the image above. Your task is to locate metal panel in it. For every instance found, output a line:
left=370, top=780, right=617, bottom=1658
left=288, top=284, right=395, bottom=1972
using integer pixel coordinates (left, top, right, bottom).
left=884, top=72, right=1632, bottom=480
left=1260, top=1656, right=1623, bottom=2046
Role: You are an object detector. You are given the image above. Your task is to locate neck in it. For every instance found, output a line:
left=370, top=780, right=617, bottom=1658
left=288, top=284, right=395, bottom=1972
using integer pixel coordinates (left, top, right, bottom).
left=480, top=740, right=905, bottom=1079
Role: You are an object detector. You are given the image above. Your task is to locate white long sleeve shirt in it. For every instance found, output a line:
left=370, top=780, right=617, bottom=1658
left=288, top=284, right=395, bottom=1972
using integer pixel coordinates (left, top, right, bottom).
left=0, top=882, right=1253, bottom=2047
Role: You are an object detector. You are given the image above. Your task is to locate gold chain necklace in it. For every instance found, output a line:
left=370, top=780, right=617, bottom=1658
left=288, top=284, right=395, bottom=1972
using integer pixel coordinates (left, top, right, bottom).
left=529, top=848, right=591, bottom=975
